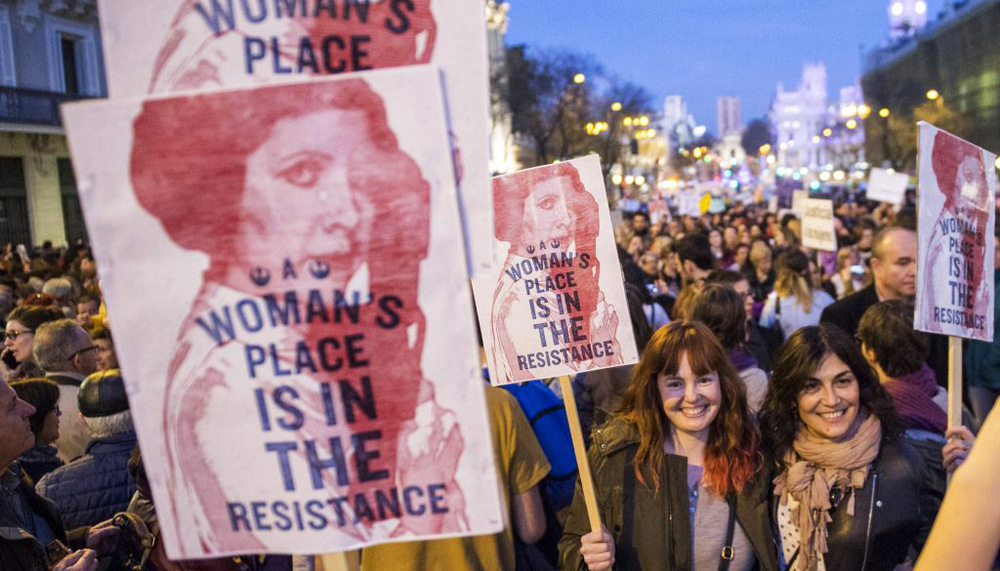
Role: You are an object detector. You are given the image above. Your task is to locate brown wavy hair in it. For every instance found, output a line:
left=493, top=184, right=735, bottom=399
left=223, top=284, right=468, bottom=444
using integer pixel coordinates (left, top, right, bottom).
left=618, top=321, right=760, bottom=496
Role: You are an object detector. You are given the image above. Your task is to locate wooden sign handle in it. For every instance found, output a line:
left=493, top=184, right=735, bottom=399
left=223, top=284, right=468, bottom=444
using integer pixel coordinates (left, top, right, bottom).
left=947, top=336, right=963, bottom=486
left=558, top=375, right=603, bottom=533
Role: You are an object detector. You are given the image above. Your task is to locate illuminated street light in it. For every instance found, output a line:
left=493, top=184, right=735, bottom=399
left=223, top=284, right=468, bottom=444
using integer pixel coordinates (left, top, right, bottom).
left=846, top=119, right=858, bottom=130
left=759, top=143, right=771, bottom=155
left=573, top=73, right=586, bottom=84
left=916, top=0, right=927, bottom=14
left=611, top=102, right=622, bottom=111
left=858, top=104, right=871, bottom=118
left=635, top=175, right=646, bottom=186
left=926, top=89, right=940, bottom=100
left=612, top=174, right=623, bottom=185
left=891, top=2, right=904, bottom=16
left=833, top=170, right=846, bottom=181
left=624, top=175, right=635, bottom=185
left=623, top=117, right=633, bottom=126
left=766, top=155, right=776, bottom=165
left=639, top=116, right=650, bottom=126
left=812, top=136, right=821, bottom=143
left=822, top=128, right=833, bottom=137
left=819, top=171, right=831, bottom=181
left=879, top=108, right=890, bottom=118
left=995, top=157, right=1000, bottom=170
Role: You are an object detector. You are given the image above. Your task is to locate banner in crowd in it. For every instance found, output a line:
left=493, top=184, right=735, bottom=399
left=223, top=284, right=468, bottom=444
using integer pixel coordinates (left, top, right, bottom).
left=867, top=168, right=909, bottom=205
left=474, top=155, right=639, bottom=386
left=802, top=198, right=837, bottom=252
left=915, top=122, right=997, bottom=341
left=61, top=68, right=503, bottom=558
left=96, top=0, right=494, bottom=277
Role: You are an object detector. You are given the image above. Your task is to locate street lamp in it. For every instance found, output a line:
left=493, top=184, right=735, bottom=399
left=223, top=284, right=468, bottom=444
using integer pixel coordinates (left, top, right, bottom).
left=879, top=108, right=890, bottom=118
left=926, top=89, right=940, bottom=100
left=611, top=102, right=622, bottom=111
left=573, top=73, right=586, bottom=84
left=822, top=128, right=833, bottom=137
left=846, top=119, right=858, bottom=130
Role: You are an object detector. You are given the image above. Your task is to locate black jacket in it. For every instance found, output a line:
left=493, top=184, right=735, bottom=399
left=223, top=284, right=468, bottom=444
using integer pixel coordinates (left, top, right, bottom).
left=819, top=284, right=879, bottom=338
left=559, top=416, right=779, bottom=571
left=0, top=468, right=68, bottom=571
left=774, top=438, right=944, bottom=571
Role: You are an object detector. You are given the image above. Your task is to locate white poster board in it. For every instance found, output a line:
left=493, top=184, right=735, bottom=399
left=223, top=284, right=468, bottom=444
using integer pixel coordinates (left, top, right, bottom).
left=96, top=0, right=494, bottom=277
left=792, top=190, right=808, bottom=216
left=915, top=122, right=996, bottom=341
left=61, top=67, right=502, bottom=558
left=802, top=198, right=837, bottom=252
left=867, top=168, right=909, bottom=205
left=473, top=155, right=639, bottom=386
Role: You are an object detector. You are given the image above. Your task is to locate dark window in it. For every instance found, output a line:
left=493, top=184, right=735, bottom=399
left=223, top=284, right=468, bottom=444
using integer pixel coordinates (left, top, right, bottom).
left=58, top=158, right=88, bottom=245
left=0, top=157, right=32, bottom=247
left=60, top=36, right=79, bottom=95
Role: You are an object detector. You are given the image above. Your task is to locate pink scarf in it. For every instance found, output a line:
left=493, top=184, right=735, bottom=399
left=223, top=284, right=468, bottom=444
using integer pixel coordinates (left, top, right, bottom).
left=773, top=413, right=882, bottom=571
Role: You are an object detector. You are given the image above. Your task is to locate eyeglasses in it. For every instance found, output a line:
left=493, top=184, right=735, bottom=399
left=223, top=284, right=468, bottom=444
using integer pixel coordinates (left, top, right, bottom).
left=4, top=329, right=32, bottom=340
left=69, top=345, right=98, bottom=360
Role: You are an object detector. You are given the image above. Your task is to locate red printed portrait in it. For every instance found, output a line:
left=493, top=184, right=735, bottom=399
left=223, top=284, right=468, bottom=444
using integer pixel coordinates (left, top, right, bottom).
left=489, top=162, right=622, bottom=384
left=129, top=78, right=467, bottom=554
left=919, top=128, right=994, bottom=336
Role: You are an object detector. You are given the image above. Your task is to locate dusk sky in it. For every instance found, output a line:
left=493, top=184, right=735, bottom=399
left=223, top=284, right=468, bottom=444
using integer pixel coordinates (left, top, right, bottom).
left=504, top=0, right=948, bottom=131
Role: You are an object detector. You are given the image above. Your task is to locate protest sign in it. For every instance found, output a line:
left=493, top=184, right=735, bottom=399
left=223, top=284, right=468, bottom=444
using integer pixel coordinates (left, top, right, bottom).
left=915, top=122, right=996, bottom=342
left=792, top=190, right=808, bottom=216
left=867, top=167, right=909, bottom=205
left=473, top=155, right=639, bottom=386
left=699, top=193, right=712, bottom=215
left=96, top=0, right=494, bottom=277
left=680, top=193, right=701, bottom=217
left=802, top=198, right=837, bottom=252
left=61, top=67, right=502, bottom=558
left=775, top=178, right=801, bottom=209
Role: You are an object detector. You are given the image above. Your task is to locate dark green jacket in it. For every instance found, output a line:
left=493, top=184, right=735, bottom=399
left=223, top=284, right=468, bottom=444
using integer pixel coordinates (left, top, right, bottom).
left=558, top=416, right=778, bottom=571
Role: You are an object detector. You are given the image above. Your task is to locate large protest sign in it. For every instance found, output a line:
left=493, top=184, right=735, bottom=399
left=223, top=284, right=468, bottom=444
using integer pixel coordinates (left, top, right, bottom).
left=867, top=167, right=909, bottom=205
left=473, top=155, right=639, bottom=386
left=96, top=0, right=494, bottom=276
left=802, top=198, right=837, bottom=252
left=915, top=122, right=996, bottom=341
left=61, top=67, right=502, bottom=558
left=791, top=190, right=808, bottom=217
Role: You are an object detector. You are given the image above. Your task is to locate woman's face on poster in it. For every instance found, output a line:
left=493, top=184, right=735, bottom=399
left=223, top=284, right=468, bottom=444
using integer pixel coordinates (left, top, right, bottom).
left=240, top=109, right=375, bottom=283
left=520, top=175, right=574, bottom=252
left=956, top=155, right=988, bottom=213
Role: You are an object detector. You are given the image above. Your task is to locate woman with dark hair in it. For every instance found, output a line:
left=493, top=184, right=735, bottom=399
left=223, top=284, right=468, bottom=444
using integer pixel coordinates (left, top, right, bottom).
left=560, top=322, right=777, bottom=571
left=11, top=378, right=63, bottom=482
left=3, top=304, right=65, bottom=380
left=490, top=162, right=623, bottom=383
left=758, top=324, right=943, bottom=571
left=691, top=284, right=768, bottom=412
left=759, top=250, right=833, bottom=339
left=130, top=78, right=464, bottom=553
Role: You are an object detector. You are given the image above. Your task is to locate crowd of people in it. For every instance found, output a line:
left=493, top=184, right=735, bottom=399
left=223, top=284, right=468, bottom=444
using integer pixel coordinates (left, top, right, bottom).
left=1, top=188, right=999, bottom=571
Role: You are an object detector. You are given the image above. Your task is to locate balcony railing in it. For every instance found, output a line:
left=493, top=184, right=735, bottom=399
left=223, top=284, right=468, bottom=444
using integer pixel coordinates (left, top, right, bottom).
left=0, top=86, right=92, bottom=127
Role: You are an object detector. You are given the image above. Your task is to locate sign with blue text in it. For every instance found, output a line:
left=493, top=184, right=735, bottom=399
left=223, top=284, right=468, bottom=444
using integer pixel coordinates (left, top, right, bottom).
left=474, top=156, right=639, bottom=386
left=915, top=122, right=996, bottom=341
left=62, top=67, right=502, bottom=559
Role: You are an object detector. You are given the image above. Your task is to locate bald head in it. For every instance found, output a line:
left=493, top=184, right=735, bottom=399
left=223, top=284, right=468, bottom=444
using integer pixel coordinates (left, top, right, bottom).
left=870, top=227, right=917, bottom=300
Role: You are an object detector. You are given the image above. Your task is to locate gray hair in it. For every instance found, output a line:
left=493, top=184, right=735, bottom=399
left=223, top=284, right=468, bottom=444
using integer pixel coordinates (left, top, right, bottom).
left=42, top=278, right=73, bottom=301
left=33, top=319, right=91, bottom=372
left=83, top=410, right=133, bottom=438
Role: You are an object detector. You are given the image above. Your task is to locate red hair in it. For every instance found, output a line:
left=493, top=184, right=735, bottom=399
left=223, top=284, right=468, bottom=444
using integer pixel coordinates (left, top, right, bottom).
left=618, top=321, right=760, bottom=496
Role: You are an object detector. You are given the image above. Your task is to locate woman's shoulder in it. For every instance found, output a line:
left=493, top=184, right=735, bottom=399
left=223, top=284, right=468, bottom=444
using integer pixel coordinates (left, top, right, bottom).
left=591, top=413, right=640, bottom=455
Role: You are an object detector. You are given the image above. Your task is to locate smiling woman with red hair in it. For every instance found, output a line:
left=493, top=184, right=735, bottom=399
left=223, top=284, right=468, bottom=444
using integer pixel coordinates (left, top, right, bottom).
left=559, top=321, right=775, bottom=571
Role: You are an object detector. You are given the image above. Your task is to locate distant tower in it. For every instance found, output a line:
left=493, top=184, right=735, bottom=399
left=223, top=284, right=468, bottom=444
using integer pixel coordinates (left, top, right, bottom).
left=888, top=0, right=928, bottom=39
left=717, top=96, right=742, bottom=137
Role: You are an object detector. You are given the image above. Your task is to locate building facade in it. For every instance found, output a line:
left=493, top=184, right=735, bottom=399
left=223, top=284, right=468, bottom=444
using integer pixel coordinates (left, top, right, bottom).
left=0, top=0, right=104, bottom=248
left=716, top=96, right=742, bottom=138
left=863, top=0, right=1000, bottom=158
left=770, top=63, right=829, bottom=171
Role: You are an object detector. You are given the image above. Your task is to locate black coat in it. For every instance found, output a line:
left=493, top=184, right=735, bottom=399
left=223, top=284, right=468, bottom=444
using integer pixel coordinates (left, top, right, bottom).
left=0, top=468, right=68, bottom=571
left=773, top=438, right=944, bottom=571
left=559, top=416, right=779, bottom=571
